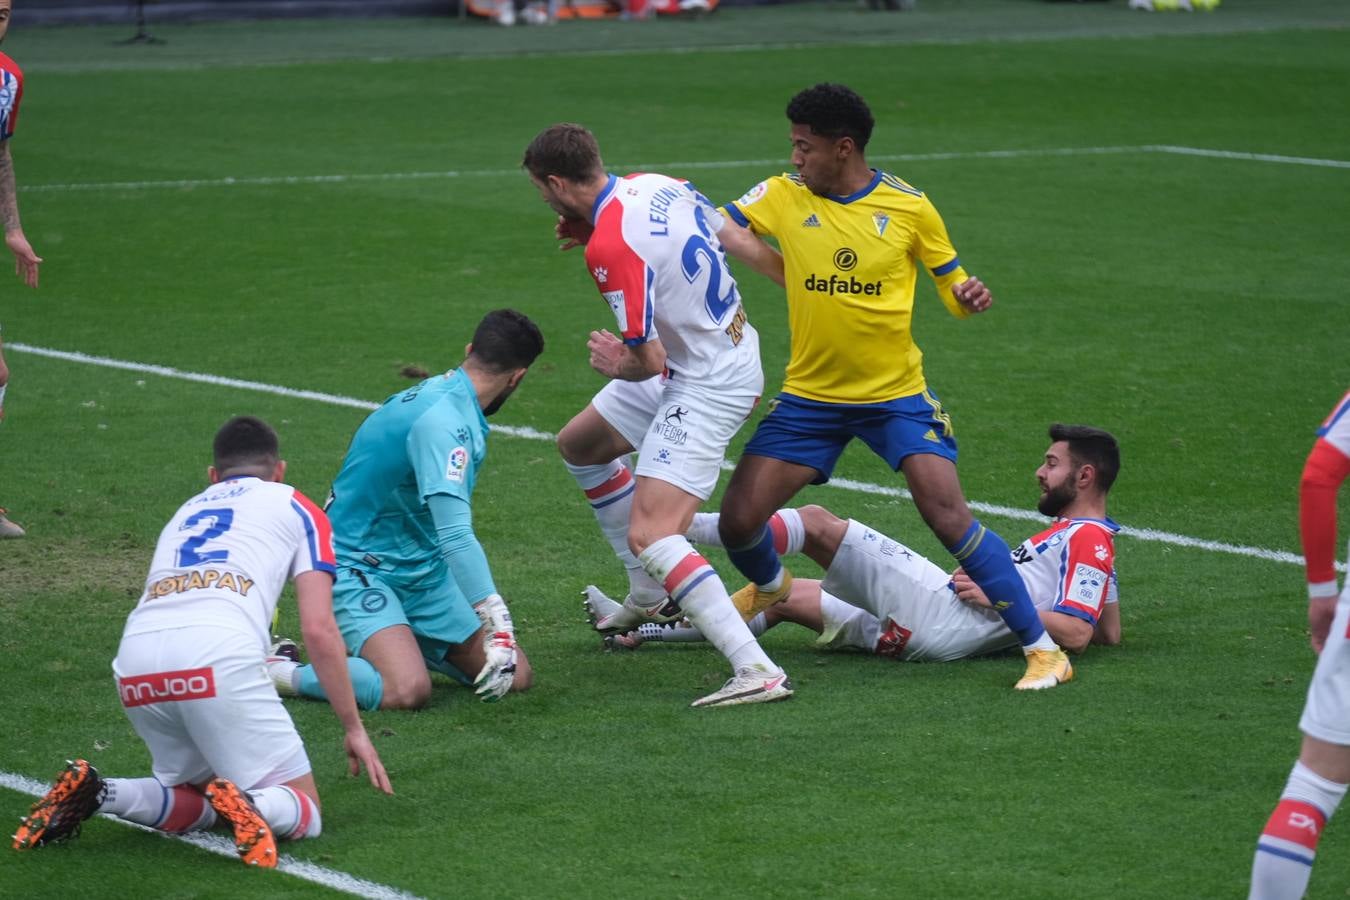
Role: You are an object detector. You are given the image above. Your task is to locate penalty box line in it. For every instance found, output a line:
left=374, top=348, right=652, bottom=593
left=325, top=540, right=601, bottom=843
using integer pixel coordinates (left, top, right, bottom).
left=0, top=770, right=424, bottom=900
left=11, top=340, right=1338, bottom=574
left=19, top=145, right=1350, bottom=194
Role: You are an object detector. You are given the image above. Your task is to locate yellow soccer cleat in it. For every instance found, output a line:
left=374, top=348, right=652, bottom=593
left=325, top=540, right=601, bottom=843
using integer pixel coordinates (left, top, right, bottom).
left=204, top=778, right=277, bottom=868
left=729, top=569, right=794, bottom=622
left=1015, top=648, right=1074, bottom=691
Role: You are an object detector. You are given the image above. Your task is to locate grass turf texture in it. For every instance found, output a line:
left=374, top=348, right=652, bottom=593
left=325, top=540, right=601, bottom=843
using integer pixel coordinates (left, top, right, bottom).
left=3, top=1, right=1350, bottom=896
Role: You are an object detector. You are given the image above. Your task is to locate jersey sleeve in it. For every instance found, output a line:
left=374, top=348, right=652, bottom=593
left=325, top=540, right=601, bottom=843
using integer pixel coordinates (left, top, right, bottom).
left=1302, top=397, right=1350, bottom=598
left=721, top=175, right=787, bottom=237
left=587, top=201, right=656, bottom=347
left=287, top=489, right=337, bottom=579
left=406, top=406, right=475, bottom=503
left=912, top=194, right=973, bottom=320
left=0, top=56, right=23, bottom=142
left=1051, top=524, right=1116, bottom=624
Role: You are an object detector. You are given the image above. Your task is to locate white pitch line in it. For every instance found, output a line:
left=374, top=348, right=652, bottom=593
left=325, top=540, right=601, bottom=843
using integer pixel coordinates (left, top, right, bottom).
left=11, top=341, right=1338, bottom=574
left=0, top=770, right=423, bottom=900
left=19, top=145, right=1350, bottom=195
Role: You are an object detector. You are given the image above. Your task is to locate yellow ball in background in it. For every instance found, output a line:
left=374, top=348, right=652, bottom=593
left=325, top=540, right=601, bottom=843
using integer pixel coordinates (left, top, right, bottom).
left=1192, top=0, right=1220, bottom=9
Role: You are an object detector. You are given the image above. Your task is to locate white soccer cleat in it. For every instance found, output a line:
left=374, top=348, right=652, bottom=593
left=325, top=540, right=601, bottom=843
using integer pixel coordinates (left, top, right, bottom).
left=690, top=666, right=793, bottom=708
left=0, top=508, right=25, bottom=538
left=582, top=584, right=681, bottom=636
left=265, top=637, right=300, bottom=696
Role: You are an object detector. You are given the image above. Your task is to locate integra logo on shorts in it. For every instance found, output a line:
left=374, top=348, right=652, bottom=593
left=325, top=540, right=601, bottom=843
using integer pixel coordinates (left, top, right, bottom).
left=805, top=247, right=881, bottom=296
left=651, top=404, right=689, bottom=445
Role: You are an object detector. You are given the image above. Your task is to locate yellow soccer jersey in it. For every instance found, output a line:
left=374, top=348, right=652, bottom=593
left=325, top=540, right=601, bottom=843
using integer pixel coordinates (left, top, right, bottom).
left=724, top=170, right=972, bottom=404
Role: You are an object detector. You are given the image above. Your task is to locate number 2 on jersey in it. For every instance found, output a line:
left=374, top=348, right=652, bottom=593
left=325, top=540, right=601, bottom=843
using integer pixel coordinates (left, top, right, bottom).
left=681, top=205, right=738, bottom=327
left=177, top=508, right=235, bottom=567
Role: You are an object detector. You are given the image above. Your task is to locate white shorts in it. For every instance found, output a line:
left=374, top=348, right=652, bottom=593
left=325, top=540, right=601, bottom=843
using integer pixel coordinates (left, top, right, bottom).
left=591, top=368, right=759, bottom=501
left=113, top=625, right=311, bottom=789
left=820, top=519, right=1012, bottom=662
left=1300, top=588, right=1350, bottom=745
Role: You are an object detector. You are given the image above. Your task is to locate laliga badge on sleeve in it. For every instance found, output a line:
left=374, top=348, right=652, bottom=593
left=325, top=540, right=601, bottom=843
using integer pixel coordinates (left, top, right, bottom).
left=446, top=446, right=469, bottom=482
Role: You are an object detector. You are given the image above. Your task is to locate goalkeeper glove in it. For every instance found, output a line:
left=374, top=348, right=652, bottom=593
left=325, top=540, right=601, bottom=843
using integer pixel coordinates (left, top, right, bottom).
left=473, top=594, right=517, bottom=702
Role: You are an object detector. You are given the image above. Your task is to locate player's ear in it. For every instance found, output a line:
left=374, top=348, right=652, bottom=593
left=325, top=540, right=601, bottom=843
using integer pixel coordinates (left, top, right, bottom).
left=273, top=459, right=287, bottom=483
left=508, top=367, right=528, bottom=389
left=207, top=465, right=221, bottom=484
left=464, top=341, right=474, bottom=360
left=1077, top=463, right=1096, bottom=491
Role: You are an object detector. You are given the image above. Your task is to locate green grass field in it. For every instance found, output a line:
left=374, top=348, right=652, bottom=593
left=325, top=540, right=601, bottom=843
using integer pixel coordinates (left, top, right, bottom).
left=2, top=0, right=1349, bottom=896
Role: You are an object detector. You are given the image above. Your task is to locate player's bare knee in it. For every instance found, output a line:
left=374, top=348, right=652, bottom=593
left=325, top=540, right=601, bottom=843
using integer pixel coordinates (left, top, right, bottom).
left=716, top=506, right=757, bottom=548
left=380, top=676, right=431, bottom=710
left=510, top=649, right=534, bottom=692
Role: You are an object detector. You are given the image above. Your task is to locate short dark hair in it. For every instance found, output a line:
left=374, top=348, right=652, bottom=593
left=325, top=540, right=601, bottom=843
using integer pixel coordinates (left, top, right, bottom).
left=1049, top=423, right=1120, bottom=493
left=522, top=124, right=605, bottom=183
left=787, top=83, right=875, bottom=153
left=213, top=416, right=279, bottom=475
left=469, top=309, right=545, bottom=374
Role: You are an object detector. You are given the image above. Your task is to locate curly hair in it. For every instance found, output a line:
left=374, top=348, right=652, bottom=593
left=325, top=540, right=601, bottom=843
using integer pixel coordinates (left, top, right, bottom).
left=786, top=83, right=875, bottom=152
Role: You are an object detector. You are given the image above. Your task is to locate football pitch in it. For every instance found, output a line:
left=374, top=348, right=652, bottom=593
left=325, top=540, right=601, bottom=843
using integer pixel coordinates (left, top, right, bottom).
left=2, top=0, right=1349, bottom=896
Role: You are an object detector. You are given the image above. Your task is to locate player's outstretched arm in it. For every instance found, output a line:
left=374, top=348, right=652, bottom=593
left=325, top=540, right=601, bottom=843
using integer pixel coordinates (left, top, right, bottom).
left=295, top=571, right=393, bottom=794
left=716, top=219, right=784, bottom=288
left=0, top=141, right=41, bottom=288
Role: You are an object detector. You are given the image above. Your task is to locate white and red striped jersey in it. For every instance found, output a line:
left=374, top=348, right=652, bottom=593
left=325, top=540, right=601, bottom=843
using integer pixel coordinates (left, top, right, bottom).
left=584, top=173, right=760, bottom=384
left=1012, top=517, right=1119, bottom=622
left=1317, top=392, right=1350, bottom=456
left=0, top=52, right=23, bottom=141
left=122, top=476, right=336, bottom=651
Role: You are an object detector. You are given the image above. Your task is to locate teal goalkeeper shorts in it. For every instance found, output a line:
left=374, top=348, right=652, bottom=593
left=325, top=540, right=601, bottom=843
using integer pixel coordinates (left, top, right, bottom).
left=331, top=566, right=482, bottom=684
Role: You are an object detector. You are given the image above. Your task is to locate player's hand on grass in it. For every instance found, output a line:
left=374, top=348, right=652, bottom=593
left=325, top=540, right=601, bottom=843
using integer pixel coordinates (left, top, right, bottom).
left=474, top=631, right=517, bottom=702
left=6, top=228, right=41, bottom=288
left=1310, top=595, right=1338, bottom=654
left=952, top=276, right=991, bottom=314
left=345, top=728, right=394, bottom=795
left=950, top=567, right=992, bottom=608
left=556, top=215, right=593, bottom=251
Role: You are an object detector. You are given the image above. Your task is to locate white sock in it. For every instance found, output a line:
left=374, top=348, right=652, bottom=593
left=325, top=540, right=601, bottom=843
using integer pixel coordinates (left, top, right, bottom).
left=100, top=778, right=217, bottom=832
left=0, top=383, right=7, bottom=412
left=638, top=534, right=775, bottom=672
left=249, top=785, right=322, bottom=840
left=565, top=459, right=665, bottom=605
left=1251, top=761, right=1347, bottom=899
left=769, top=508, right=806, bottom=556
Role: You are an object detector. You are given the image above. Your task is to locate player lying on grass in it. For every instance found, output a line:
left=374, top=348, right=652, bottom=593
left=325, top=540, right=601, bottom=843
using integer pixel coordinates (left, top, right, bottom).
left=267, top=309, right=545, bottom=710
left=587, top=424, right=1121, bottom=669
left=13, top=416, right=391, bottom=868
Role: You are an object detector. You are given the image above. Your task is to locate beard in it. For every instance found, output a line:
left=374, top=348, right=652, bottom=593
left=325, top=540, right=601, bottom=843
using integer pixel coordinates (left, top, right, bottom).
left=482, top=383, right=516, bottom=417
left=1037, top=479, right=1077, bottom=517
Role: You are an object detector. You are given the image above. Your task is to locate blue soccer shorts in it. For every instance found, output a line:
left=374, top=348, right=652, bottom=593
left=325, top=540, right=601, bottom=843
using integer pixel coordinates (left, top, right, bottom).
left=332, top=565, right=482, bottom=684
left=742, top=388, right=959, bottom=484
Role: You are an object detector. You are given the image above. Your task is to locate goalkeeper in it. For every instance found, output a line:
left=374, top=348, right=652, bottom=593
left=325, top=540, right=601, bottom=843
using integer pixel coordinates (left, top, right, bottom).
left=269, top=309, right=545, bottom=710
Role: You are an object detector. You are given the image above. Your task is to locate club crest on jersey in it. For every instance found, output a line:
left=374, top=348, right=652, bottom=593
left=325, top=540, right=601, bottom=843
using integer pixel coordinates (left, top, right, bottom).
left=446, top=446, right=469, bottom=482
left=737, top=181, right=768, bottom=207
left=593, top=266, right=608, bottom=284
left=1094, top=543, right=1110, bottom=562
left=873, top=212, right=890, bottom=237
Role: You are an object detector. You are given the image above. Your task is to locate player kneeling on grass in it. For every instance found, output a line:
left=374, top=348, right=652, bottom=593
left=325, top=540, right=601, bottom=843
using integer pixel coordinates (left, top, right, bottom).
left=13, top=416, right=392, bottom=868
left=588, top=425, right=1121, bottom=674
left=267, top=309, right=545, bottom=711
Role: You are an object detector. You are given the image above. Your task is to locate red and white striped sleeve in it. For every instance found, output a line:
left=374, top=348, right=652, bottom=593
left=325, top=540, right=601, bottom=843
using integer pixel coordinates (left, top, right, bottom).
left=288, top=488, right=337, bottom=578
left=1051, top=523, right=1116, bottom=624
left=1302, top=391, right=1350, bottom=599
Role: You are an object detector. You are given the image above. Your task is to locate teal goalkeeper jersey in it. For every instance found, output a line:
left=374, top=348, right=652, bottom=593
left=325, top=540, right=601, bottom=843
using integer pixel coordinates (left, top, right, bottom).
left=326, top=368, right=488, bottom=581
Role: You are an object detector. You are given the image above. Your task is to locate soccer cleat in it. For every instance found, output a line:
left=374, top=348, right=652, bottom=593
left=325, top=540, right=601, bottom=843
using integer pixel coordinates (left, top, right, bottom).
left=0, top=508, right=25, bottom=539
left=204, top=778, right=277, bottom=868
left=13, top=759, right=105, bottom=850
left=268, top=637, right=300, bottom=663
left=583, top=584, right=681, bottom=636
left=265, top=637, right=301, bottom=696
left=729, top=568, right=794, bottom=622
left=690, top=666, right=793, bottom=708
left=1014, top=648, right=1074, bottom=691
